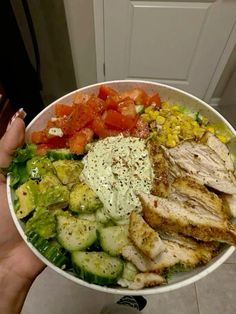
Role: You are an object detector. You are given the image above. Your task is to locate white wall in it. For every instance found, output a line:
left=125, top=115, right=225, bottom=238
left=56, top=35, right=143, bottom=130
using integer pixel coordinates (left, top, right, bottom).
left=63, top=0, right=97, bottom=87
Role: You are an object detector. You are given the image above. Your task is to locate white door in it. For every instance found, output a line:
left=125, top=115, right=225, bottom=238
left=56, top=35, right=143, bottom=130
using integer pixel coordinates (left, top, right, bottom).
left=97, top=0, right=236, bottom=99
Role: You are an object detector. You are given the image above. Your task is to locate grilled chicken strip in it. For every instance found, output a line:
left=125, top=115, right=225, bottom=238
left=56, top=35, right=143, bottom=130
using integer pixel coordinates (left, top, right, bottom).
left=148, top=142, right=170, bottom=197
left=200, top=132, right=234, bottom=172
left=140, top=192, right=236, bottom=246
left=129, top=211, right=165, bottom=260
left=158, top=231, right=219, bottom=253
left=122, top=244, right=157, bottom=272
left=122, top=235, right=215, bottom=273
left=163, top=141, right=236, bottom=194
left=222, top=194, right=236, bottom=218
left=171, top=177, right=225, bottom=218
left=153, top=239, right=214, bottom=271
left=128, top=273, right=166, bottom=290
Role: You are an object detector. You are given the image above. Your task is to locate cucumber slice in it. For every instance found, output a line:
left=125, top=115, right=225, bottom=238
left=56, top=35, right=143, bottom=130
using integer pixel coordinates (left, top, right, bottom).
left=72, top=251, right=123, bottom=285
left=57, top=214, right=97, bottom=251
left=77, top=213, right=96, bottom=221
left=99, top=225, right=129, bottom=256
left=47, top=149, right=82, bottom=160
left=27, top=231, right=68, bottom=268
left=95, top=209, right=110, bottom=224
left=122, top=262, right=138, bottom=281
left=135, top=104, right=144, bottom=114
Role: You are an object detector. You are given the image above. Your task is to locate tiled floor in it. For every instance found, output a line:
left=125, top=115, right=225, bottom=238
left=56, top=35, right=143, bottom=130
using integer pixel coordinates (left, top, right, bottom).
left=21, top=251, right=236, bottom=314
left=21, top=106, right=236, bottom=314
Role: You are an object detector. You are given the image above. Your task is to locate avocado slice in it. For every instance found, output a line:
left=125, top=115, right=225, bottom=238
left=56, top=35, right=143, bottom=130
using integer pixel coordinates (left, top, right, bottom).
left=15, top=180, right=38, bottom=219
left=25, top=207, right=56, bottom=239
left=37, top=173, right=70, bottom=209
left=53, top=160, right=83, bottom=187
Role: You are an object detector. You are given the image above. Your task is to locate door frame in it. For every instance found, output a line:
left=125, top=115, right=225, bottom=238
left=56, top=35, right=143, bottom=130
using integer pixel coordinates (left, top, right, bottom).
left=93, top=0, right=105, bottom=82
left=204, top=22, right=236, bottom=104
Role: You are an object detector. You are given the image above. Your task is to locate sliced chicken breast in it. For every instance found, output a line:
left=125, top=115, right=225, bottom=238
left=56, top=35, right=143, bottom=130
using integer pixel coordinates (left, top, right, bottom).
left=121, top=244, right=158, bottom=272
left=129, top=273, right=165, bottom=290
left=163, top=141, right=236, bottom=194
left=118, top=273, right=165, bottom=290
left=129, top=211, right=165, bottom=260
left=222, top=194, right=236, bottom=218
left=148, top=142, right=170, bottom=197
left=200, top=132, right=234, bottom=172
left=158, top=231, right=219, bottom=253
left=140, top=192, right=236, bottom=246
left=171, top=177, right=225, bottom=218
left=122, top=236, right=215, bottom=274
left=153, top=239, right=214, bottom=271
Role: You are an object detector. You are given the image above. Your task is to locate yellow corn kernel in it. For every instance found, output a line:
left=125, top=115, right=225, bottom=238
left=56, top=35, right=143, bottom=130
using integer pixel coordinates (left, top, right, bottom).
left=166, top=138, right=176, bottom=148
left=216, top=134, right=228, bottom=143
left=161, top=102, right=170, bottom=109
left=141, top=113, right=150, bottom=122
left=156, top=115, right=166, bottom=125
left=172, top=105, right=180, bottom=111
left=149, top=111, right=159, bottom=120
left=144, top=106, right=154, bottom=114
left=201, top=117, right=209, bottom=125
left=206, top=125, right=215, bottom=133
left=174, top=125, right=181, bottom=132
left=191, top=121, right=198, bottom=127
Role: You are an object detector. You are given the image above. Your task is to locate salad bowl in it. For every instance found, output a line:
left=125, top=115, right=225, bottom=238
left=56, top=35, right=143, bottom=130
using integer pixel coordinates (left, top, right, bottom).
left=7, top=80, right=236, bottom=295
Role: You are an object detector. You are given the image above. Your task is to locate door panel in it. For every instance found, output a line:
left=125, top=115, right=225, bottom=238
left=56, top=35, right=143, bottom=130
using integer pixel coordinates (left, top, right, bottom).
left=129, top=2, right=210, bottom=80
left=103, top=0, right=236, bottom=99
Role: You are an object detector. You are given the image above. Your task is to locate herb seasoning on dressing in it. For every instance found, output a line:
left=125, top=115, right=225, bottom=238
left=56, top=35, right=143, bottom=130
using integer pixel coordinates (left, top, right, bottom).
left=80, top=135, right=153, bottom=223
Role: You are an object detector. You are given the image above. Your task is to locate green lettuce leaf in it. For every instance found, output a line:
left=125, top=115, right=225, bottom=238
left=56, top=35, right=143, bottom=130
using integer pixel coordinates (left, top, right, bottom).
left=164, top=263, right=193, bottom=281
left=8, top=144, right=37, bottom=188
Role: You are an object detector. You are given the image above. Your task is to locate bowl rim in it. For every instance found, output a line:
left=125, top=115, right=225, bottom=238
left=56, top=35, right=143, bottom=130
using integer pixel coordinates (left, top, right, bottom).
left=7, top=79, right=236, bottom=295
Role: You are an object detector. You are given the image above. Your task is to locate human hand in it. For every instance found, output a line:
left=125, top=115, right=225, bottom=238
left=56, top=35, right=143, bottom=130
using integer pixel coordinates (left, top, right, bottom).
left=0, top=116, right=45, bottom=314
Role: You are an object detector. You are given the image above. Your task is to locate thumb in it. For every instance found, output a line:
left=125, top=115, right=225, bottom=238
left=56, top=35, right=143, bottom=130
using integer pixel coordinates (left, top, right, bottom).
left=0, top=118, right=25, bottom=168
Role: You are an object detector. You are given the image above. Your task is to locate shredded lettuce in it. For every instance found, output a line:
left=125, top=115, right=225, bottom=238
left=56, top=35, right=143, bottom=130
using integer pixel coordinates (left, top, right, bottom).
left=8, top=144, right=37, bottom=188
left=163, top=263, right=193, bottom=281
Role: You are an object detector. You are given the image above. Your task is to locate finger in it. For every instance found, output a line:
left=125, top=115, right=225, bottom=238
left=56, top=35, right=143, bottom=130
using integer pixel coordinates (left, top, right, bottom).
left=6, top=108, right=27, bottom=132
left=0, top=118, right=25, bottom=168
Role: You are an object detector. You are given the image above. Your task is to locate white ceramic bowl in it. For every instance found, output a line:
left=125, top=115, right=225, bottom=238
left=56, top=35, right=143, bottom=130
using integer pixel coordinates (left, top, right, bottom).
left=7, top=80, right=236, bottom=295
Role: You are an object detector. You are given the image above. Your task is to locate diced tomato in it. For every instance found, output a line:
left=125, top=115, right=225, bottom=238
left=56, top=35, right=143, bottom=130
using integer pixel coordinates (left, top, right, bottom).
left=46, top=117, right=71, bottom=136
left=91, top=117, right=119, bottom=138
left=120, top=88, right=149, bottom=106
left=73, top=92, right=91, bottom=105
left=105, top=96, right=119, bottom=110
left=104, top=110, right=137, bottom=131
left=79, top=128, right=94, bottom=142
left=54, top=104, right=74, bottom=117
left=131, top=117, right=150, bottom=138
left=31, top=126, right=69, bottom=148
left=31, top=130, right=48, bottom=144
left=86, top=97, right=106, bottom=114
left=32, top=86, right=156, bottom=148
left=98, top=85, right=118, bottom=100
left=36, top=144, right=53, bottom=155
left=66, top=104, right=94, bottom=134
left=147, top=93, right=161, bottom=107
left=117, top=98, right=136, bottom=118
left=68, top=132, right=87, bottom=154
left=46, top=136, right=68, bottom=148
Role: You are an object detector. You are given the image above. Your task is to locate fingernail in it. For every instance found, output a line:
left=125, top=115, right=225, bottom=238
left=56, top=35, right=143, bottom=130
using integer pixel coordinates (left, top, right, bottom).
left=7, top=108, right=27, bottom=131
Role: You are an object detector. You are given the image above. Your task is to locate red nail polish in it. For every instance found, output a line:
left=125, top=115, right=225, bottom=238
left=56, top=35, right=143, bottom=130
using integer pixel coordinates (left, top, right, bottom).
left=7, top=108, right=27, bottom=131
